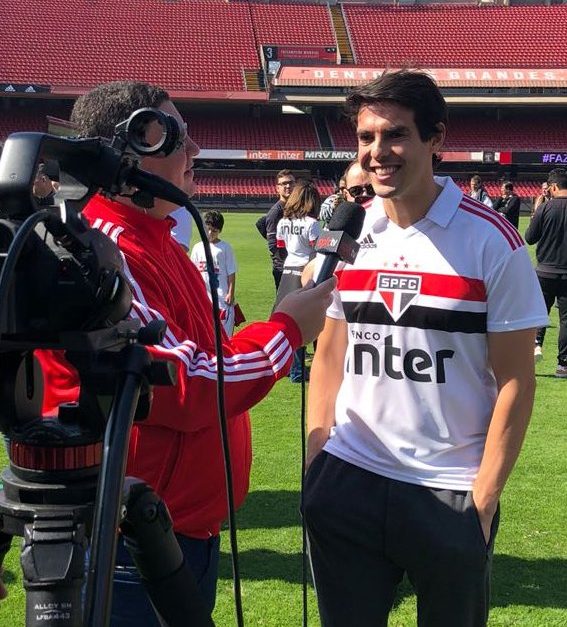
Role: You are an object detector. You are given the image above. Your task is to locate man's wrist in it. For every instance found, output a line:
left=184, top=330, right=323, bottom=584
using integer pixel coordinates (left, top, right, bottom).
left=472, top=485, right=499, bottom=516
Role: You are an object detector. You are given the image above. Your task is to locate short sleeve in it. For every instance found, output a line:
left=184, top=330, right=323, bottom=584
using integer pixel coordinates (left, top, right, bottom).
left=309, top=218, right=322, bottom=243
left=486, top=245, right=548, bottom=332
left=224, top=242, right=237, bottom=275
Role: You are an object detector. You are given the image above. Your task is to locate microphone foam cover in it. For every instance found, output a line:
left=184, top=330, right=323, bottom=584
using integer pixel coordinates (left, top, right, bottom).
left=327, top=201, right=366, bottom=240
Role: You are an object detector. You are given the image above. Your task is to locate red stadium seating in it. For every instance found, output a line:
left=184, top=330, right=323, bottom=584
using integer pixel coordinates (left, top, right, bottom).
left=0, top=0, right=259, bottom=92
left=454, top=179, right=541, bottom=199
left=0, top=103, right=73, bottom=140
left=193, top=175, right=539, bottom=201
left=247, top=2, right=335, bottom=47
left=328, top=114, right=567, bottom=152
left=344, top=5, right=567, bottom=68
left=189, top=113, right=320, bottom=150
left=193, top=175, right=334, bottom=197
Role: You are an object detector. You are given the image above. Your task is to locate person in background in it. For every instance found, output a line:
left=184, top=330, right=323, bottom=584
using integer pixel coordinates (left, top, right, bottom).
left=319, top=176, right=345, bottom=227
left=525, top=168, right=567, bottom=376
left=32, top=163, right=56, bottom=206
left=532, top=180, right=551, bottom=216
left=170, top=206, right=193, bottom=251
left=469, top=174, right=493, bottom=208
left=493, top=181, right=521, bottom=229
left=304, top=69, right=547, bottom=627
left=26, top=81, right=335, bottom=625
left=255, top=169, right=296, bottom=291
left=191, top=210, right=237, bottom=337
left=319, top=160, right=376, bottom=229
left=275, top=180, right=322, bottom=382
left=340, top=160, right=375, bottom=207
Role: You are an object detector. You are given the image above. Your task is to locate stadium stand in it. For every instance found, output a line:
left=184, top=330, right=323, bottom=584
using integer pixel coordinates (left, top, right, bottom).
left=193, top=174, right=334, bottom=198
left=246, top=2, right=336, bottom=47
left=0, top=1, right=564, bottom=206
left=188, top=113, right=321, bottom=150
left=0, top=0, right=259, bottom=92
left=327, top=113, right=567, bottom=152
left=344, top=5, right=567, bottom=68
left=453, top=179, right=541, bottom=199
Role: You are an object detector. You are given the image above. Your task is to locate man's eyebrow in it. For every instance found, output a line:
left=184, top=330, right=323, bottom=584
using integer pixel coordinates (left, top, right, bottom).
left=357, top=124, right=410, bottom=136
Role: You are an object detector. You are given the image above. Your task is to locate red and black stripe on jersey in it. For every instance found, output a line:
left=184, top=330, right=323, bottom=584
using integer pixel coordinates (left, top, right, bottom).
left=337, top=268, right=487, bottom=334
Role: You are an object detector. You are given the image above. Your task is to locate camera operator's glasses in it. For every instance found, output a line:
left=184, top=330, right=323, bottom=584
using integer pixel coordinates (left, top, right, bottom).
left=172, top=123, right=190, bottom=152
left=278, top=179, right=295, bottom=187
left=346, top=184, right=375, bottom=198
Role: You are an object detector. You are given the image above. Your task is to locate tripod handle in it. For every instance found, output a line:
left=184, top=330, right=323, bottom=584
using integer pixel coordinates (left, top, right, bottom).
left=120, top=479, right=214, bottom=627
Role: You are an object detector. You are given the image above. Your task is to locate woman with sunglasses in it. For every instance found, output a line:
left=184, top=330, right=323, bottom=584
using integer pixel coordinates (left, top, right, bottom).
left=341, top=160, right=376, bottom=205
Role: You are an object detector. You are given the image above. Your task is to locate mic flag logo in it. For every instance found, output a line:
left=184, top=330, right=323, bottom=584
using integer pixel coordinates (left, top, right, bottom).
left=378, top=273, right=421, bottom=322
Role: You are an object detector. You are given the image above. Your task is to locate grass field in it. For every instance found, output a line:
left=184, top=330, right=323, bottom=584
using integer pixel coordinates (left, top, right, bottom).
left=1, top=214, right=566, bottom=626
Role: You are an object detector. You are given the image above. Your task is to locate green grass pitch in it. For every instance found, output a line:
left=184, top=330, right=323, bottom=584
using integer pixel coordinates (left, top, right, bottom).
left=0, top=214, right=565, bottom=626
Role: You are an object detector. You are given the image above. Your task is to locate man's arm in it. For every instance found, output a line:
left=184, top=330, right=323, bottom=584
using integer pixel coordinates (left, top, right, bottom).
left=266, top=204, right=284, bottom=261
left=225, top=272, right=236, bottom=305
left=473, top=328, right=537, bottom=542
left=307, top=316, right=348, bottom=466
left=525, top=206, right=543, bottom=244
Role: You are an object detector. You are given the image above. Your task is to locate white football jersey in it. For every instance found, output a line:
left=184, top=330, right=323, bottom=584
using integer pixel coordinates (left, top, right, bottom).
left=323, top=177, right=548, bottom=490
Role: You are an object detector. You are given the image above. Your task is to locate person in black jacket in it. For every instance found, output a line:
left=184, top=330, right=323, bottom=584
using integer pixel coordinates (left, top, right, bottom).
left=493, top=181, right=521, bottom=229
left=525, top=168, right=567, bottom=377
left=255, top=169, right=295, bottom=291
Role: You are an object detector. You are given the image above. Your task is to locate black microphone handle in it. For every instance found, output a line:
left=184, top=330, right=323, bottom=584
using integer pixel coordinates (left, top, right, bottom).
left=314, top=253, right=341, bottom=286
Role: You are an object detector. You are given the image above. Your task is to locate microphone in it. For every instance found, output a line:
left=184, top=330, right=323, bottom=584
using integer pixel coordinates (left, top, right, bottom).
left=314, top=201, right=366, bottom=286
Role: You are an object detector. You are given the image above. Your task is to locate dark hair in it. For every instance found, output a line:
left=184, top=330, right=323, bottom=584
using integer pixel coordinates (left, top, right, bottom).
left=71, top=81, right=170, bottom=139
left=284, top=180, right=321, bottom=219
left=276, top=169, right=294, bottom=183
left=548, top=168, right=567, bottom=190
left=345, top=70, right=448, bottom=144
left=470, top=174, right=482, bottom=185
left=204, top=210, right=224, bottom=231
left=502, top=181, right=514, bottom=192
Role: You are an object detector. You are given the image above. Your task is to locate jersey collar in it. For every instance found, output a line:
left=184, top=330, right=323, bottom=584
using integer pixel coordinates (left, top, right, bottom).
left=364, top=176, right=464, bottom=233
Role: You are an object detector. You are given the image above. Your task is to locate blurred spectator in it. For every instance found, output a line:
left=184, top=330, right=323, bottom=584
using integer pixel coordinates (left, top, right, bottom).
left=319, top=161, right=375, bottom=228
left=341, top=161, right=375, bottom=206
left=493, top=181, right=521, bottom=229
left=255, top=169, right=295, bottom=291
left=525, top=168, right=567, bottom=376
left=319, top=175, right=345, bottom=227
left=170, top=206, right=193, bottom=252
left=532, top=181, right=551, bottom=216
left=469, top=174, right=493, bottom=208
left=191, top=210, right=237, bottom=337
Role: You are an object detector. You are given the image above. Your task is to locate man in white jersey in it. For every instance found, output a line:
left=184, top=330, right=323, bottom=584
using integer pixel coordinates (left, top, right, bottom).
left=191, top=210, right=237, bottom=336
left=304, top=70, right=548, bottom=627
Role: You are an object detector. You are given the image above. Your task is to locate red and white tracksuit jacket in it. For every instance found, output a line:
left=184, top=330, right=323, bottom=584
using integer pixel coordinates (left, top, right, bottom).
left=37, top=195, right=301, bottom=539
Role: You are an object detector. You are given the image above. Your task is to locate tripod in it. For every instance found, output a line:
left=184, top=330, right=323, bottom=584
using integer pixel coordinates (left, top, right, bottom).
left=0, top=322, right=214, bottom=627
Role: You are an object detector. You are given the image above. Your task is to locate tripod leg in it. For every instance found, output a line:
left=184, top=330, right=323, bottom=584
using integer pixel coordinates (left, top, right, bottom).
left=119, top=478, right=214, bottom=627
left=20, top=513, right=87, bottom=627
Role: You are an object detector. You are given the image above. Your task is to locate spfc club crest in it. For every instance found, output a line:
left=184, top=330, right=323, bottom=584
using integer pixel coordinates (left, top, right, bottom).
left=378, top=273, right=421, bottom=321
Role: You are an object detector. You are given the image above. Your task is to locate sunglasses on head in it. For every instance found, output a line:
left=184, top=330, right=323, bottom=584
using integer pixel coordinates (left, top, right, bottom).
left=346, top=184, right=375, bottom=198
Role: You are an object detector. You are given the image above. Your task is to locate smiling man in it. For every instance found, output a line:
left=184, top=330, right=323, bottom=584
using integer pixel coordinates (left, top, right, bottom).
left=304, top=70, right=548, bottom=627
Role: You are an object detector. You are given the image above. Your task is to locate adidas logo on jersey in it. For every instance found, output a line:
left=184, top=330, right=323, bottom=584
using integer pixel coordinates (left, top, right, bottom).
left=360, top=233, right=377, bottom=249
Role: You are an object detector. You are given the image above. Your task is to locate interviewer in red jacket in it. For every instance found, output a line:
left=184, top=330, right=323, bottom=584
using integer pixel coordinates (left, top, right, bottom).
left=35, top=81, right=335, bottom=625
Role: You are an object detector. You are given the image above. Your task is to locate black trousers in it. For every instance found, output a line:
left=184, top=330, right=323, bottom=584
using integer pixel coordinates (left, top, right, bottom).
left=535, top=275, right=567, bottom=366
left=304, top=452, right=499, bottom=627
left=272, top=267, right=283, bottom=291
